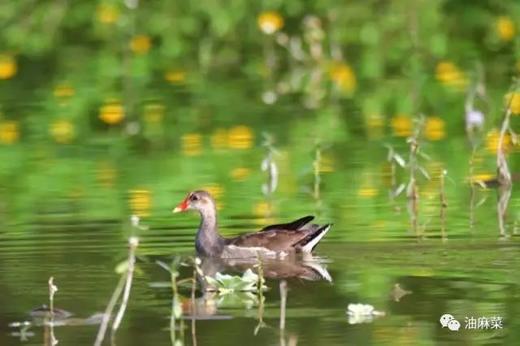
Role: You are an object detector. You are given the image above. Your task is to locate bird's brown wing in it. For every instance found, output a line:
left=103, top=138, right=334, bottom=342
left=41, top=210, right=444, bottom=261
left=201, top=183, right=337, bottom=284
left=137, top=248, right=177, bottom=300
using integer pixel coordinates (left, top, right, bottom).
left=227, top=228, right=315, bottom=252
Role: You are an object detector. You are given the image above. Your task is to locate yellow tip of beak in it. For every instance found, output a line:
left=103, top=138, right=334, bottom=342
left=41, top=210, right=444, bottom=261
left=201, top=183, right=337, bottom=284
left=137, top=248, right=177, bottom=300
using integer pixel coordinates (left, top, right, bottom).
left=172, top=207, right=182, bottom=213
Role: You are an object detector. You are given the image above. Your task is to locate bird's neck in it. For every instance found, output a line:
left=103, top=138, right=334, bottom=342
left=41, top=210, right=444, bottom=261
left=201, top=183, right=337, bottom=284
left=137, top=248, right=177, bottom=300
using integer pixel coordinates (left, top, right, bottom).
left=196, top=206, right=225, bottom=257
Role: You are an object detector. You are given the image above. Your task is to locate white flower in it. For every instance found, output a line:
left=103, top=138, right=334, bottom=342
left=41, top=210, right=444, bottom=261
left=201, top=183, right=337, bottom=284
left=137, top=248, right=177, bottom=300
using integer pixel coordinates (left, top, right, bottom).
left=465, top=109, right=484, bottom=130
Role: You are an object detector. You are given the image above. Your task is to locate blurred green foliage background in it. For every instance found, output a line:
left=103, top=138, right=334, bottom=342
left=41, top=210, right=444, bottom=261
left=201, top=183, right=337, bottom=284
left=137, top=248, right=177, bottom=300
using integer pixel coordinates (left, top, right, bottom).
left=0, top=0, right=519, bottom=148
left=0, top=0, right=519, bottom=226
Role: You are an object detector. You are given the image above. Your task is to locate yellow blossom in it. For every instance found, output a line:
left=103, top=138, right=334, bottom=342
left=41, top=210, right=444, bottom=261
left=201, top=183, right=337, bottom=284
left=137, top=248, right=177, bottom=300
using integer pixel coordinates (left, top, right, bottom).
left=424, top=116, right=446, bottom=141
left=469, top=173, right=495, bottom=185
left=319, top=154, right=335, bottom=173
left=435, top=61, right=467, bottom=90
left=496, top=16, right=515, bottom=41
left=257, top=11, right=284, bottom=35
left=50, top=120, right=75, bottom=144
left=486, top=128, right=511, bottom=153
left=202, top=184, right=224, bottom=200
left=53, top=83, right=75, bottom=98
left=97, top=4, right=119, bottom=24
left=366, top=113, right=385, bottom=139
left=181, top=133, right=202, bottom=156
left=357, top=186, right=379, bottom=198
left=143, top=103, right=164, bottom=124
left=231, top=167, right=251, bottom=181
left=0, top=54, right=17, bottom=80
left=210, top=128, right=227, bottom=150
left=165, top=69, right=186, bottom=84
left=391, top=114, right=413, bottom=137
left=129, top=189, right=151, bottom=217
left=253, top=201, right=275, bottom=225
left=329, top=62, right=357, bottom=94
left=96, top=161, right=117, bottom=188
left=505, top=92, right=520, bottom=115
left=228, top=125, right=254, bottom=149
left=130, top=35, right=151, bottom=54
left=202, top=184, right=224, bottom=209
left=99, top=101, right=125, bottom=125
left=0, top=120, right=19, bottom=144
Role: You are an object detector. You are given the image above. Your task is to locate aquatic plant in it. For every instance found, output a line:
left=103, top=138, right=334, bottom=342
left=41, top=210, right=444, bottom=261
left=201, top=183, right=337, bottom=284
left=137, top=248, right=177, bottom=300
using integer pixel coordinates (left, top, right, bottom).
left=156, top=258, right=186, bottom=346
left=346, top=303, right=385, bottom=324
left=205, top=269, right=267, bottom=294
left=406, top=116, right=431, bottom=236
left=261, top=133, right=279, bottom=196
left=94, top=236, right=139, bottom=346
left=439, top=170, right=448, bottom=240
left=495, top=79, right=519, bottom=237
left=384, top=144, right=406, bottom=207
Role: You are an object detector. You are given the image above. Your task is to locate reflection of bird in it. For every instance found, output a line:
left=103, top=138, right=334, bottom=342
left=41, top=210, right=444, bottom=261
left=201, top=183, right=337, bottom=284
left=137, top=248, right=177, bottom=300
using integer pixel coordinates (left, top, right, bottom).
left=389, top=283, right=412, bottom=302
left=29, top=305, right=73, bottom=320
left=199, top=254, right=332, bottom=282
left=27, top=305, right=103, bottom=326
left=173, top=190, right=332, bottom=258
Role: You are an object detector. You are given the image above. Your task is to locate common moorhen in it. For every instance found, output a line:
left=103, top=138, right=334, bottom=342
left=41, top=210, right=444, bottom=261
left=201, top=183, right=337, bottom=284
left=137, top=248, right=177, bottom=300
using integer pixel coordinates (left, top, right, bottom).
left=173, top=190, right=332, bottom=258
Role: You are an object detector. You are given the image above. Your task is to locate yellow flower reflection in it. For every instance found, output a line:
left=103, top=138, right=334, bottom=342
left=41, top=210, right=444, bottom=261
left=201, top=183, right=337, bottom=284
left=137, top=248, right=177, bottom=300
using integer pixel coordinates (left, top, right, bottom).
left=329, top=62, right=357, bottom=94
left=165, top=69, right=186, bottom=84
left=505, top=92, right=520, bottom=115
left=50, top=120, right=75, bottom=144
left=0, top=54, right=17, bottom=80
left=0, top=120, right=19, bottom=144
left=424, top=116, right=446, bottom=141
left=391, top=114, right=412, bottom=137
left=181, top=133, right=202, bottom=156
left=357, top=186, right=379, bottom=198
left=496, top=16, right=515, bottom=41
left=202, top=184, right=224, bottom=210
left=143, top=103, right=165, bottom=124
left=97, top=4, right=119, bottom=24
left=486, top=128, right=511, bottom=153
left=231, top=167, right=251, bottom=181
left=53, top=83, right=75, bottom=98
left=210, top=128, right=227, bottom=150
left=435, top=61, right=467, bottom=90
left=129, top=189, right=151, bottom=217
left=228, top=126, right=253, bottom=149
left=319, top=154, right=335, bottom=173
left=365, top=114, right=385, bottom=139
left=257, top=11, right=284, bottom=35
left=96, top=161, right=117, bottom=188
left=99, top=100, right=125, bottom=125
left=469, top=172, right=495, bottom=186
left=130, top=35, right=151, bottom=54
left=253, top=201, right=275, bottom=226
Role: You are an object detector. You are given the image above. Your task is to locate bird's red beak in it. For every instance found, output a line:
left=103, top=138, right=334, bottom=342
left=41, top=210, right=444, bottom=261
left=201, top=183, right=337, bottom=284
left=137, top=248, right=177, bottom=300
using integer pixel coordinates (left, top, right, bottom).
left=172, top=197, right=189, bottom=213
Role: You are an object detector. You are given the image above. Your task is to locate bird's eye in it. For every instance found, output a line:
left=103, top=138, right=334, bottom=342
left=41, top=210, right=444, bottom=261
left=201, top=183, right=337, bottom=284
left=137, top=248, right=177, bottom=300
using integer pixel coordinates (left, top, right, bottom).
left=190, top=194, right=199, bottom=201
